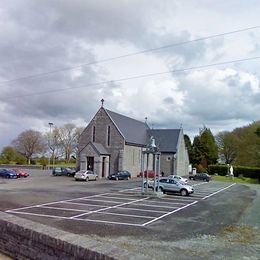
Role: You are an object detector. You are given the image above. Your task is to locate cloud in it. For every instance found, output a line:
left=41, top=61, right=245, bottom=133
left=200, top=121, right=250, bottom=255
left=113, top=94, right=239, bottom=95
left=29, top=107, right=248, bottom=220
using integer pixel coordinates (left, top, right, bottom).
left=0, top=0, right=259, bottom=149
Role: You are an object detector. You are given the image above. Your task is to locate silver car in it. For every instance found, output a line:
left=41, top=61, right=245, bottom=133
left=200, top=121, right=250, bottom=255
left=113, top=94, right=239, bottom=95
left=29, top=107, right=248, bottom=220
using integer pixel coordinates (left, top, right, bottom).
left=167, top=175, right=188, bottom=183
left=74, top=170, right=98, bottom=181
left=145, top=178, right=194, bottom=196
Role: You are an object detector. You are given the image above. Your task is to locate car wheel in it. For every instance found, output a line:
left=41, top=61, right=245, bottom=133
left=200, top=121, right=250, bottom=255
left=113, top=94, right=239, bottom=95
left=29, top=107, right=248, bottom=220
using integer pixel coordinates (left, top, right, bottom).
left=180, top=189, right=188, bottom=196
left=159, top=187, right=164, bottom=193
left=95, top=177, right=97, bottom=181
left=86, top=177, right=89, bottom=182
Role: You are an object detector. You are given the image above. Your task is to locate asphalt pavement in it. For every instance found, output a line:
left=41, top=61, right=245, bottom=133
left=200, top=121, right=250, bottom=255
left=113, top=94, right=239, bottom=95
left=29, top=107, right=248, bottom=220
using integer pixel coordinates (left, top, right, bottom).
left=0, top=170, right=259, bottom=259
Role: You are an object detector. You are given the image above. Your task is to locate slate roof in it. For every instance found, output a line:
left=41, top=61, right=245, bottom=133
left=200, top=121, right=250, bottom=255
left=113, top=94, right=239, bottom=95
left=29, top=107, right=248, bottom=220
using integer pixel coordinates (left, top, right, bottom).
left=91, top=142, right=110, bottom=155
left=147, top=129, right=181, bottom=153
left=105, top=109, right=149, bottom=145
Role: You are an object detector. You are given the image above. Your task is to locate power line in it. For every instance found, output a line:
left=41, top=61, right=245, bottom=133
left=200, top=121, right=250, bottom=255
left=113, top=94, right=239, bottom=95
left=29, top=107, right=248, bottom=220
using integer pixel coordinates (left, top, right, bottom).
left=4, top=56, right=260, bottom=100
left=0, top=25, right=259, bottom=86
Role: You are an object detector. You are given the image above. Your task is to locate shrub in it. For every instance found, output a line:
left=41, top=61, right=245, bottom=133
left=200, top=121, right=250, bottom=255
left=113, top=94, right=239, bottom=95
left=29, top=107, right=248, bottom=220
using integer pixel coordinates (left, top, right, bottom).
left=208, top=165, right=260, bottom=181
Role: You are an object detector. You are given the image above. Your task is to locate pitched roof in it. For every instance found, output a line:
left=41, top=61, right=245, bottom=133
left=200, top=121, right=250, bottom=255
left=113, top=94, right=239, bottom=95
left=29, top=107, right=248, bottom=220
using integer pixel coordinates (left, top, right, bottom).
left=147, top=129, right=181, bottom=153
left=105, top=109, right=149, bottom=145
left=91, top=142, right=110, bottom=155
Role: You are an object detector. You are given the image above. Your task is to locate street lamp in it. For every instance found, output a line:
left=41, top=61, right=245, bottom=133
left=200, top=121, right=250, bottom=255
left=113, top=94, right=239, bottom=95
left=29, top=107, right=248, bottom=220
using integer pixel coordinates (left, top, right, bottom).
left=141, top=136, right=161, bottom=195
left=48, top=122, right=54, bottom=170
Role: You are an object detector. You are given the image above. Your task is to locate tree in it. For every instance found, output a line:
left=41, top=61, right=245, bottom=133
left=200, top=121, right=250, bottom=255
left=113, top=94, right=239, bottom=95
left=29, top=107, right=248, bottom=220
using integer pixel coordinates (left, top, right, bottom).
left=0, top=146, right=17, bottom=163
left=47, top=127, right=62, bottom=164
left=199, top=127, right=218, bottom=167
left=184, top=134, right=193, bottom=162
left=12, top=130, right=46, bottom=164
left=192, top=127, right=218, bottom=169
left=215, top=131, right=238, bottom=164
left=57, top=124, right=80, bottom=163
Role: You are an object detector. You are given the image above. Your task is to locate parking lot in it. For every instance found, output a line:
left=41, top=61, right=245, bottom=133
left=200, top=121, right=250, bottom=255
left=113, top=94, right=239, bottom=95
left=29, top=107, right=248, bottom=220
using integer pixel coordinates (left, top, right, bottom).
left=1, top=170, right=259, bottom=259
left=2, top=171, right=236, bottom=227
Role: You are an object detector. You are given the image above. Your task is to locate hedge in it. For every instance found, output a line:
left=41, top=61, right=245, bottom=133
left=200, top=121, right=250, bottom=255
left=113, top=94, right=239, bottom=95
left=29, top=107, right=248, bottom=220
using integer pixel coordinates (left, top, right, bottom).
left=208, top=165, right=260, bottom=181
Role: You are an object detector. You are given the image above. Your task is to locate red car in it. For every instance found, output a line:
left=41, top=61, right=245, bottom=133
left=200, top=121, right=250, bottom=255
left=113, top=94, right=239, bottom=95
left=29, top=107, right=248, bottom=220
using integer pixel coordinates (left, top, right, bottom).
left=12, top=169, right=29, bottom=178
left=138, top=170, right=159, bottom=178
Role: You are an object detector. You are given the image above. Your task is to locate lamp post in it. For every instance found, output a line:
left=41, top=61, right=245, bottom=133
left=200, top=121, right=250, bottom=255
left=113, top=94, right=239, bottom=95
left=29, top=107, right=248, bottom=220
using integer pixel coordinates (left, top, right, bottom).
left=141, top=136, right=161, bottom=195
left=48, top=122, right=54, bottom=170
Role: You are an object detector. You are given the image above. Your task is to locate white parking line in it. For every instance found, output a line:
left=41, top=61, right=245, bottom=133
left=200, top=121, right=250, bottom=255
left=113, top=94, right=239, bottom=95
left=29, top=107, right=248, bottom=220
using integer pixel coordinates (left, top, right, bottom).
left=117, top=206, right=169, bottom=214
left=72, top=197, right=149, bottom=219
left=5, top=183, right=236, bottom=227
left=202, top=183, right=236, bottom=200
left=142, top=201, right=198, bottom=226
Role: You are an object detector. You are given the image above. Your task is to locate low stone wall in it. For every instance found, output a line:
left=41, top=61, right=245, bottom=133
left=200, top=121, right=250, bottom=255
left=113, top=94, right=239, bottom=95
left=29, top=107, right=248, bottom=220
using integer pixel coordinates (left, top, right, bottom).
left=0, top=212, right=143, bottom=260
left=0, top=165, right=43, bottom=170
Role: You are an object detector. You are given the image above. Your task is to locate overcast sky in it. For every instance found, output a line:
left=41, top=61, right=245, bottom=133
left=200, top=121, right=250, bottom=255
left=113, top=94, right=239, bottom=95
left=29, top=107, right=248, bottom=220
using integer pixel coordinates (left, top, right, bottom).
left=0, top=0, right=260, bottom=150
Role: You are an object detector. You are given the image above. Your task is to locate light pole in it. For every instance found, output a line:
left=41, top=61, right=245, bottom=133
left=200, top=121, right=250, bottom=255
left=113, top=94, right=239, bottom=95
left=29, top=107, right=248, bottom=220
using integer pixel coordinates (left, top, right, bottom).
left=141, top=136, right=161, bottom=195
left=48, top=122, right=54, bottom=170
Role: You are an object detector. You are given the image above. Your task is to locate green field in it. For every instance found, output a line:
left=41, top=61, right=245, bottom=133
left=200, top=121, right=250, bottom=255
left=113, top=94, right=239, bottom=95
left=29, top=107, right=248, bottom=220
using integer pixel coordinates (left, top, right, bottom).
left=213, top=175, right=259, bottom=184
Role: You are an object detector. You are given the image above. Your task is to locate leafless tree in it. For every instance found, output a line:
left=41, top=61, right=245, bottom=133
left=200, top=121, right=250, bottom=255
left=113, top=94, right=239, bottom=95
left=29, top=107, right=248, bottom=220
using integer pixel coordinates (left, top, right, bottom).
left=12, top=130, right=46, bottom=164
left=58, top=124, right=82, bottom=163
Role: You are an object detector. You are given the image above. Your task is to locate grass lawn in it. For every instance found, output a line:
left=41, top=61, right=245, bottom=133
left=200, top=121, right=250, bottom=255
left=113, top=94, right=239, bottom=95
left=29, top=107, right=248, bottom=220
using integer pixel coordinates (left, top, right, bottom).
left=213, top=175, right=259, bottom=184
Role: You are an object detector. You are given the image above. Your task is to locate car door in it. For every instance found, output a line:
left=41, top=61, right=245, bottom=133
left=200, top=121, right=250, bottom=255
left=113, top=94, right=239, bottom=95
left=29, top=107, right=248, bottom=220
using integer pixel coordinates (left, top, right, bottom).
left=161, top=179, right=179, bottom=192
left=87, top=171, right=94, bottom=180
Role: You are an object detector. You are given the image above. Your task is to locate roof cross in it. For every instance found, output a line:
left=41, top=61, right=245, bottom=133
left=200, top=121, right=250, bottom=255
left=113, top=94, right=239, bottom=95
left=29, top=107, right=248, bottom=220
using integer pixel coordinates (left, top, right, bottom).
left=101, top=98, right=104, bottom=107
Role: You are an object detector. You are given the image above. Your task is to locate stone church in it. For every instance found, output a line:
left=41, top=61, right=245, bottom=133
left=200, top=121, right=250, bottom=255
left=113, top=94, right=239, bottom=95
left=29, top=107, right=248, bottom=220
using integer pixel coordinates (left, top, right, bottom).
left=77, top=103, right=189, bottom=178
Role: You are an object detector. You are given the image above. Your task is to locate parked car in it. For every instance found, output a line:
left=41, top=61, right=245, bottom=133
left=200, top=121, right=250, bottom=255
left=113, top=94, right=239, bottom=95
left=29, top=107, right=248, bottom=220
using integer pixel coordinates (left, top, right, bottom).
left=62, top=167, right=76, bottom=177
left=167, top=175, right=188, bottom=183
left=189, top=173, right=211, bottom=182
left=52, top=167, right=75, bottom=176
left=144, top=178, right=194, bottom=196
left=138, top=170, right=158, bottom=178
left=0, top=169, right=18, bottom=179
left=52, top=167, right=63, bottom=176
left=108, top=170, right=131, bottom=180
left=12, top=169, right=29, bottom=178
left=74, top=170, right=98, bottom=181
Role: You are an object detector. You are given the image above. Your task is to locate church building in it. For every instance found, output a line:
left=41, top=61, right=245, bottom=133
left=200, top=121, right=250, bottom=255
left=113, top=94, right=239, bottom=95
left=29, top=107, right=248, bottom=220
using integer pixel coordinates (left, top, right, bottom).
left=77, top=102, right=189, bottom=178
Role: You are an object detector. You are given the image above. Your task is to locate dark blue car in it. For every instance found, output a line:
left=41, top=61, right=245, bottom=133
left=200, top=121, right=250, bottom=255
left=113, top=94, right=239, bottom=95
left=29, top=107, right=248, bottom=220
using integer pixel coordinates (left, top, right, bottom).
left=0, top=169, right=18, bottom=178
left=108, top=170, right=131, bottom=180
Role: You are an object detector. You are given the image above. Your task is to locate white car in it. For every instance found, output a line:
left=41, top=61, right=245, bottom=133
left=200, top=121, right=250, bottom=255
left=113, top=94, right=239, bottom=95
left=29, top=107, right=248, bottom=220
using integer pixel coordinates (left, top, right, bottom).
left=167, top=175, right=188, bottom=183
left=74, top=170, right=98, bottom=181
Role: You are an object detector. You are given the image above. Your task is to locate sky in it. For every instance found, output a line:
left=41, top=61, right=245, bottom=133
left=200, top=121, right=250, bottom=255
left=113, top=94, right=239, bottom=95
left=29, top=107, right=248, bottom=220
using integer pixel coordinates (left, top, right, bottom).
left=0, top=0, right=260, bottom=150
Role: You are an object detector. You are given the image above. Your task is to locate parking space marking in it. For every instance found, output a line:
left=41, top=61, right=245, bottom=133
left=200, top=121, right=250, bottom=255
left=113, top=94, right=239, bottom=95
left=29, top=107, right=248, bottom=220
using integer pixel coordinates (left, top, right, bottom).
left=202, top=183, right=236, bottom=200
left=71, top=197, right=150, bottom=219
left=6, top=182, right=237, bottom=227
left=142, top=201, right=198, bottom=226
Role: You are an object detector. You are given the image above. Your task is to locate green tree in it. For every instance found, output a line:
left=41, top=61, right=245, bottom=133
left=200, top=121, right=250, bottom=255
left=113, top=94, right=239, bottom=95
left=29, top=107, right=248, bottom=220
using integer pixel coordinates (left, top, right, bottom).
left=0, top=146, right=17, bottom=163
left=233, top=121, right=260, bottom=167
left=184, top=134, right=193, bottom=162
left=192, top=127, right=218, bottom=168
left=215, top=131, right=238, bottom=164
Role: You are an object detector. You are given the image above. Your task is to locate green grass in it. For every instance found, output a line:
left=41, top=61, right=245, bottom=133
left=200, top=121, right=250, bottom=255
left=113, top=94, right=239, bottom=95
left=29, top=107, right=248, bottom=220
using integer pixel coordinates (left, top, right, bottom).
left=213, top=175, right=259, bottom=184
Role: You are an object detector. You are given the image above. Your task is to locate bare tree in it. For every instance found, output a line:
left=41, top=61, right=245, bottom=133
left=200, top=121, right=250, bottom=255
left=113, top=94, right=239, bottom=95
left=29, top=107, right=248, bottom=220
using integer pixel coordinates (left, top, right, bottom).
left=47, top=127, right=62, bottom=164
left=58, top=123, right=80, bottom=163
left=12, top=130, right=46, bottom=164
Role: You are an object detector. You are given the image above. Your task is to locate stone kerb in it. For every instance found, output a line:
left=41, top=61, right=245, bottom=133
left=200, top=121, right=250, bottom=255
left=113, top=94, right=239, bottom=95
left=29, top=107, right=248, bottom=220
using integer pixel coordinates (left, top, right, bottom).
left=0, top=211, right=148, bottom=260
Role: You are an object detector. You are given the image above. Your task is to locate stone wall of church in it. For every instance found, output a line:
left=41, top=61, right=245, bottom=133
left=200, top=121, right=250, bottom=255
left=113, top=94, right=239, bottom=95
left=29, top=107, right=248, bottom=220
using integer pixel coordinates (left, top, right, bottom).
left=176, top=131, right=189, bottom=176
left=77, top=107, right=124, bottom=174
left=122, top=145, right=142, bottom=177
